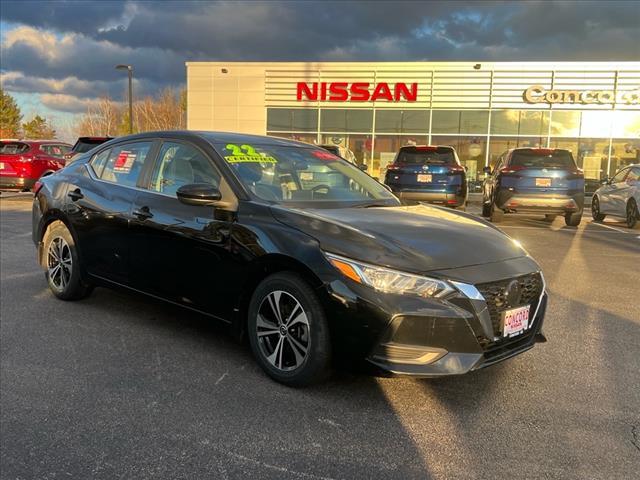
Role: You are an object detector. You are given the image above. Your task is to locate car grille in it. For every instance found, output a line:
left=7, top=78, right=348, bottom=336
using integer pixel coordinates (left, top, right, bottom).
left=476, top=272, right=544, bottom=336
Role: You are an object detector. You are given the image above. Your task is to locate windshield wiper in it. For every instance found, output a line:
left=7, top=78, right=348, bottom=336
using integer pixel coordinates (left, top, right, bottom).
left=352, top=202, right=391, bottom=208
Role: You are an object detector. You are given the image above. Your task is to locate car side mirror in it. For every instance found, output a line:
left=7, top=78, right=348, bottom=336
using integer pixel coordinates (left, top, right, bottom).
left=601, top=176, right=610, bottom=185
left=483, top=166, right=492, bottom=175
left=176, top=183, right=222, bottom=206
left=358, top=163, right=368, bottom=171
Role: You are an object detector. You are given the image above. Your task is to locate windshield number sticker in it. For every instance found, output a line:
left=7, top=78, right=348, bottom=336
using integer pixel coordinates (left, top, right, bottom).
left=224, top=143, right=277, bottom=163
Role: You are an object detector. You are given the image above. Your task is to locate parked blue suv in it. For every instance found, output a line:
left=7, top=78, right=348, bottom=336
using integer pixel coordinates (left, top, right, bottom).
left=482, top=148, right=585, bottom=226
left=384, top=145, right=468, bottom=208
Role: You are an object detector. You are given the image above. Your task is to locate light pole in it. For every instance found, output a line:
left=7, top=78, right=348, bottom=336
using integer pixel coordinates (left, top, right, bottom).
left=115, top=64, right=133, bottom=134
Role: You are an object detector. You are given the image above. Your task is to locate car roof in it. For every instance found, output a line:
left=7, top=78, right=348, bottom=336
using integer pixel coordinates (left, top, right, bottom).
left=96, top=130, right=315, bottom=149
left=399, top=145, right=455, bottom=149
left=508, top=147, right=571, bottom=153
left=0, top=139, right=70, bottom=145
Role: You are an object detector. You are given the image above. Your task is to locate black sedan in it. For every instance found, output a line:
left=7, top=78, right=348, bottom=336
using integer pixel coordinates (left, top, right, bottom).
left=32, top=131, right=548, bottom=386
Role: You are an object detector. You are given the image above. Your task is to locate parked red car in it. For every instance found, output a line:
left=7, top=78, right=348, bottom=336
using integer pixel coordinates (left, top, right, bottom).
left=0, top=140, right=71, bottom=191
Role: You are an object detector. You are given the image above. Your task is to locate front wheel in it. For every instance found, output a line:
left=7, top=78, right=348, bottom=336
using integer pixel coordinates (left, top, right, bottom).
left=42, top=221, right=93, bottom=300
left=247, top=272, right=331, bottom=387
left=591, top=196, right=606, bottom=222
left=564, top=211, right=582, bottom=227
left=626, top=199, right=638, bottom=229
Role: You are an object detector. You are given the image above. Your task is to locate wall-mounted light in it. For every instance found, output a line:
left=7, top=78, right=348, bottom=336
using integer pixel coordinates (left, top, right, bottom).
left=473, top=64, right=481, bottom=70
left=221, top=68, right=228, bottom=74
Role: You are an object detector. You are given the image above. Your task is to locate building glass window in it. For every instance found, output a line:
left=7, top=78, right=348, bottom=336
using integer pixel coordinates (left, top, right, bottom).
left=491, top=110, right=520, bottom=135
left=375, top=110, right=429, bottom=133
left=580, top=111, right=613, bottom=138
left=611, top=111, right=640, bottom=138
left=549, top=111, right=581, bottom=137
left=487, top=137, right=521, bottom=167
left=460, top=111, right=489, bottom=134
left=267, top=108, right=318, bottom=132
left=431, top=111, right=460, bottom=134
left=519, top=111, right=550, bottom=136
left=320, top=109, right=373, bottom=132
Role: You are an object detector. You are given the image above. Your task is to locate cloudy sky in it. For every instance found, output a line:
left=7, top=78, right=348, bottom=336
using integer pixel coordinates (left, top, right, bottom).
left=1, top=0, right=638, bottom=124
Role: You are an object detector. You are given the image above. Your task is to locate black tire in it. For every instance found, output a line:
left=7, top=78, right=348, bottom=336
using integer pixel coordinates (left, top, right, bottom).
left=544, top=214, right=556, bottom=222
left=564, top=211, right=582, bottom=227
left=481, top=202, right=491, bottom=217
left=490, top=202, right=503, bottom=223
left=247, top=272, right=331, bottom=387
left=626, top=199, right=638, bottom=229
left=591, top=195, right=606, bottom=222
left=42, top=220, right=93, bottom=300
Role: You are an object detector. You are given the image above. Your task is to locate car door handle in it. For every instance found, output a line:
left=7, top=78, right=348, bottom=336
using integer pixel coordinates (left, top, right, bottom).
left=132, top=207, right=153, bottom=220
left=68, top=189, right=83, bottom=201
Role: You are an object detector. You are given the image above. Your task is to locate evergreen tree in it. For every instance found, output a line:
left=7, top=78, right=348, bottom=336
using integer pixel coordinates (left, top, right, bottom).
left=0, top=89, right=23, bottom=138
left=22, top=115, right=56, bottom=139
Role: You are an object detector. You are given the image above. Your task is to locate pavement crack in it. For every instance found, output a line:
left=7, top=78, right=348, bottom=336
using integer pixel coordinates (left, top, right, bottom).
left=632, top=424, right=640, bottom=453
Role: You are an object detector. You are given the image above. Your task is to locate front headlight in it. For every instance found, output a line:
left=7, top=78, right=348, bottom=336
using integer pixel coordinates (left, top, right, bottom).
left=325, top=252, right=455, bottom=298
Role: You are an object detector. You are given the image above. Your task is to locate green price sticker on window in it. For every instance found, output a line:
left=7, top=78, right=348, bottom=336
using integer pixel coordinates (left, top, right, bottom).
left=224, top=144, right=277, bottom=163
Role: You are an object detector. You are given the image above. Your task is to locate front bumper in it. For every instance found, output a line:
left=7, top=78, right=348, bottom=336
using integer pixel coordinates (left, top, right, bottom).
left=0, top=176, right=35, bottom=190
left=322, top=256, right=547, bottom=377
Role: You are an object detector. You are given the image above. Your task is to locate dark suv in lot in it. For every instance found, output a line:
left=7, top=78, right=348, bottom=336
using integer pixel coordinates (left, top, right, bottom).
left=384, top=145, right=468, bottom=208
left=482, top=148, right=585, bottom=226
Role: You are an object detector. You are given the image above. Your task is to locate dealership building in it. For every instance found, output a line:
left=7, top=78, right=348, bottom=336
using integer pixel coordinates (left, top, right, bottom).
left=186, top=61, right=640, bottom=182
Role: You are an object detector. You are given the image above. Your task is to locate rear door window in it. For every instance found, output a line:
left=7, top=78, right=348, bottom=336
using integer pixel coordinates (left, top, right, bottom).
left=396, top=147, right=456, bottom=165
left=627, top=167, right=639, bottom=182
left=0, top=142, right=30, bottom=154
left=510, top=150, right=576, bottom=169
left=97, top=142, right=152, bottom=187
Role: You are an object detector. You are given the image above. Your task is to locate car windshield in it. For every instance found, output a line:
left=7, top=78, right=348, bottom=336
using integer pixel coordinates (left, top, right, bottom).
left=396, top=147, right=456, bottom=165
left=213, top=143, right=398, bottom=206
left=511, top=150, right=575, bottom=169
left=0, top=142, right=30, bottom=154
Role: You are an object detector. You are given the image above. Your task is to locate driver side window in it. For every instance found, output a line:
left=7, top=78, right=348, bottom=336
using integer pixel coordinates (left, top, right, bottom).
left=149, top=141, right=221, bottom=197
left=611, top=168, right=629, bottom=184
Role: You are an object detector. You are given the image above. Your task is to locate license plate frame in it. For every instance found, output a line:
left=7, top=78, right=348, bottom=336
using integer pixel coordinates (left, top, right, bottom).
left=502, top=305, right=531, bottom=337
left=417, top=174, right=432, bottom=183
left=535, top=177, right=552, bottom=187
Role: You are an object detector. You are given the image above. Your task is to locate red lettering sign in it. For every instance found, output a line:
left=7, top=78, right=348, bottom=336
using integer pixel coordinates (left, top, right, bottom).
left=296, top=82, right=418, bottom=102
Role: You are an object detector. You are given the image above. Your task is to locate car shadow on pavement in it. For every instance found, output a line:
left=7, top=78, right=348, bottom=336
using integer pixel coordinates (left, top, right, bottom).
left=1, top=282, right=434, bottom=480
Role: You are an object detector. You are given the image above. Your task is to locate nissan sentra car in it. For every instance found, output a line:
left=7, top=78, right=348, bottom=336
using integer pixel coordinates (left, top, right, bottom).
left=32, top=131, right=547, bottom=386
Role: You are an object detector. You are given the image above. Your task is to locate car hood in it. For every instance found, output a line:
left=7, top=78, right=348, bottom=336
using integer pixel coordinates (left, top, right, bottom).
left=270, top=204, right=528, bottom=273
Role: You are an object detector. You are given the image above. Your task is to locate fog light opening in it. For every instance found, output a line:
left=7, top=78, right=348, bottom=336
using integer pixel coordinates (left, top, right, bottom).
left=373, top=343, right=447, bottom=365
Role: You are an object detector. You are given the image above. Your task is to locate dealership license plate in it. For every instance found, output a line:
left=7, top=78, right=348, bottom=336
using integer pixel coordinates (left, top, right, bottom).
left=0, top=162, right=5, bottom=170
left=417, top=174, right=432, bottom=182
left=502, top=305, right=531, bottom=337
left=535, top=177, right=552, bottom=187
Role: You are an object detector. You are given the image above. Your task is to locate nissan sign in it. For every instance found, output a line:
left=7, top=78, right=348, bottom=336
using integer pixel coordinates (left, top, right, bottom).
left=297, top=82, right=418, bottom=102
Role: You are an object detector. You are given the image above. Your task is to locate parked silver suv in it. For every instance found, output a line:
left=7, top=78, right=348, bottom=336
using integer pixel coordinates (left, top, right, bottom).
left=591, top=164, right=640, bottom=228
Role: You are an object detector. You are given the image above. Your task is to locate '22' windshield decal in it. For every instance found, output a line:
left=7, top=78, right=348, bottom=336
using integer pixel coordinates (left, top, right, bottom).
left=224, top=144, right=277, bottom=163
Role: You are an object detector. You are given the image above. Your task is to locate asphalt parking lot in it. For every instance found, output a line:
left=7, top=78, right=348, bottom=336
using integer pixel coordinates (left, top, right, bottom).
left=1, top=192, right=639, bottom=480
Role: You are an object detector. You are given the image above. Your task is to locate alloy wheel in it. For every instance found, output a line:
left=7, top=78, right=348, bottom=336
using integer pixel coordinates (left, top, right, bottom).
left=256, top=290, right=310, bottom=371
left=47, top=237, right=72, bottom=291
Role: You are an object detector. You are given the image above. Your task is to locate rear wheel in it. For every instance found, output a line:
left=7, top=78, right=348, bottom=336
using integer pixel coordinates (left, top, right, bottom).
left=42, top=221, right=93, bottom=300
left=564, top=211, right=582, bottom=227
left=591, top=195, right=606, bottom=222
left=626, top=199, right=638, bottom=228
left=247, top=272, right=331, bottom=387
